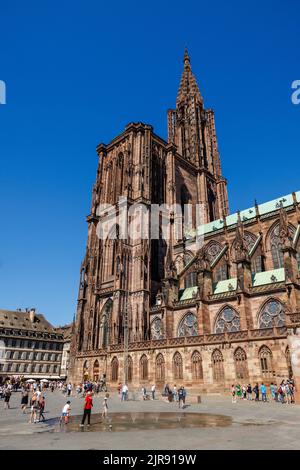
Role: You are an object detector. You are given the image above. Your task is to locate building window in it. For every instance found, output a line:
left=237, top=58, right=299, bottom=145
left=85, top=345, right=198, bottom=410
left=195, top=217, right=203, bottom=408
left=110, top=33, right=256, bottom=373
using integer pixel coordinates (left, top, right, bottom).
left=258, top=299, right=285, bottom=328
left=259, top=346, right=274, bottom=379
left=151, top=317, right=163, bottom=340
left=234, top=347, right=249, bottom=379
left=173, top=352, right=183, bottom=380
left=178, top=313, right=198, bottom=337
left=93, top=360, right=100, bottom=381
left=111, top=357, right=119, bottom=382
left=212, top=349, right=225, bottom=382
left=140, top=355, right=148, bottom=381
left=127, top=356, right=133, bottom=383
left=191, top=351, right=203, bottom=380
left=269, top=223, right=295, bottom=269
left=215, top=306, right=240, bottom=333
left=155, top=353, right=165, bottom=382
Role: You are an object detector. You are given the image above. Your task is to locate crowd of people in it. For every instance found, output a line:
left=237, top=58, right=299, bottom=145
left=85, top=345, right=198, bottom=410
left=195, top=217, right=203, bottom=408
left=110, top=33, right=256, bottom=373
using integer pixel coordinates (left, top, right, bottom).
left=231, top=379, right=295, bottom=404
left=0, top=375, right=297, bottom=430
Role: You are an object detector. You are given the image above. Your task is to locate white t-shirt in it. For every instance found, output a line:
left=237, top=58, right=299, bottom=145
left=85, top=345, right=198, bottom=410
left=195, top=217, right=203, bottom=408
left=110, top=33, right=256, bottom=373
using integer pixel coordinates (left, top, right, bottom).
left=62, top=404, right=70, bottom=414
left=151, top=385, right=155, bottom=391
left=122, top=385, right=128, bottom=393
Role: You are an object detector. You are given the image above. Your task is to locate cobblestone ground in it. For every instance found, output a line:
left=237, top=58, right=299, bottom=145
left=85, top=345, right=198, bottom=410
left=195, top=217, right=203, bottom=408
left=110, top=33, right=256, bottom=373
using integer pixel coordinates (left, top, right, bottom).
left=0, top=390, right=300, bottom=449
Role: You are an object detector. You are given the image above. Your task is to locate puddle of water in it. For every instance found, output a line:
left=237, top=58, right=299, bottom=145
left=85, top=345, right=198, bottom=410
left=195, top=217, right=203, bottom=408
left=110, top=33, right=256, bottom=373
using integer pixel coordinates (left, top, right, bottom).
left=53, top=412, right=232, bottom=433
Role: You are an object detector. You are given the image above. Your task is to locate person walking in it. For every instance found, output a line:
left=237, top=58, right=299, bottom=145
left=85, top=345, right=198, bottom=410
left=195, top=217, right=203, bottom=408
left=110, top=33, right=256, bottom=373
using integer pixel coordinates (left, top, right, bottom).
left=253, top=383, right=259, bottom=402
left=246, top=384, right=252, bottom=401
left=102, top=393, right=109, bottom=420
left=182, top=387, right=187, bottom=408
left=21, top=389, right=29, bottom=413
left=260, top=383, right=267, bottom=402
left=142, top=386, right=147, bottom=400
left=29, top=393, right=39, bottom=423
left=80, top=391, right=93, bottom=427
left=60, top=400, right=71, bottom=425
left=172, top=385, right=178, bottom=402
left=178, top=386, right=184, bottom=408
left=67, top=383, right=72, bottom=397
left=121, top=383, right=128, bottom=401
left=38, top=396, right=46, bottom=421
left=4, top=388, right=11, bottom=409
left=151, top=384, right=156, bottom=400
left=231, top=384, right=237, bottom=403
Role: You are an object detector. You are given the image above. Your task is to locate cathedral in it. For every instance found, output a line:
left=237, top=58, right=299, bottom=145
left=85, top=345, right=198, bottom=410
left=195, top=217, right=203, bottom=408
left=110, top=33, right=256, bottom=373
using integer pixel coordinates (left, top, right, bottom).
left=69, top=50, right=300, bottom=395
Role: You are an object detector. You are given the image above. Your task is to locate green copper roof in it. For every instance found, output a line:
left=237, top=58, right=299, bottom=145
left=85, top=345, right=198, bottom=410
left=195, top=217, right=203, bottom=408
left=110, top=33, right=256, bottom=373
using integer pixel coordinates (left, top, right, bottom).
left=252, top=268, right=285, bottom=286
left=197, top=190, right=299, bottom=237
left=179, top=286, right=198, bottom=300
left=213, top=278, right=237, bottom=294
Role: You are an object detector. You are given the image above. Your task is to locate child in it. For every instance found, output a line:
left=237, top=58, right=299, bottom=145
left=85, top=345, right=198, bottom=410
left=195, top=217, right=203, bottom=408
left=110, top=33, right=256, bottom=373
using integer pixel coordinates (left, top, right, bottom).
left=60, top=400, right=71, bottom=424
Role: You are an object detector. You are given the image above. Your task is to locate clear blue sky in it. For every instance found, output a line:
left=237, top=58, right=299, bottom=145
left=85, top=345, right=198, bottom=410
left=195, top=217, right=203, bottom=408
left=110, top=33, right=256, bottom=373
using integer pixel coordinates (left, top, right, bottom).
left=0, top=1, right=299, bottom=326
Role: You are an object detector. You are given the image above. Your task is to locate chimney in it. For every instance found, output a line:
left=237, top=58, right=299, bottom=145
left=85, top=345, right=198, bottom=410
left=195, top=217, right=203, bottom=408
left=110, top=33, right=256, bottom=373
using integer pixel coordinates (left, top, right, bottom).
left=29, top=308, right=36, bottom=323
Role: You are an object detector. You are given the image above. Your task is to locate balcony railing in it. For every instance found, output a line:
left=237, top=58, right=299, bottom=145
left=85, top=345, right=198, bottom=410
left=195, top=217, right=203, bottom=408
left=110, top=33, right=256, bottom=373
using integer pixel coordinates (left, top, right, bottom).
left=77, top=326, right=288, bottom=355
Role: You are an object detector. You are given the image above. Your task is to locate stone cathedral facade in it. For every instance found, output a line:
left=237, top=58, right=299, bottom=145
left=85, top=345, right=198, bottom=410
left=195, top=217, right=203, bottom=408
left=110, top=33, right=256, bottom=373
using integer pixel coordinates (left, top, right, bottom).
left=69, top=51, right=300, bottom=394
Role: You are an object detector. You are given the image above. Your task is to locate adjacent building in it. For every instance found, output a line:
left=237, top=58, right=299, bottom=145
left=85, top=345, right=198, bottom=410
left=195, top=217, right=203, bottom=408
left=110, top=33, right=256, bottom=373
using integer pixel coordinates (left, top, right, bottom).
left=69, top=50, right=300, bottom=395
left=0, top=308, right=64, bottom=382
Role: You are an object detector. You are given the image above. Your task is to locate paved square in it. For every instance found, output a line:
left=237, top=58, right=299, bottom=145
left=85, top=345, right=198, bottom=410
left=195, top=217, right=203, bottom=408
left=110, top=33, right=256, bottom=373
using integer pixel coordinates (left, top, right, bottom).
left=0, top=390, right=300, bottom=449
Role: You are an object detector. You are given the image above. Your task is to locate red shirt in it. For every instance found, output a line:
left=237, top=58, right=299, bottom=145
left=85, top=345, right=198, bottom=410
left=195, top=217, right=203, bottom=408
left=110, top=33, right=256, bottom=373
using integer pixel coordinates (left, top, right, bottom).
left=84, top=395, right=93, bottom=410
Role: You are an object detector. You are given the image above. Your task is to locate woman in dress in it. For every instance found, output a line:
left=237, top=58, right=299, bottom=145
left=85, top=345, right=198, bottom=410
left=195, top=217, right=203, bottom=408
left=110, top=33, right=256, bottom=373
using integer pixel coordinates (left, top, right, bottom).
left=21, top=389, right=29, bottom=413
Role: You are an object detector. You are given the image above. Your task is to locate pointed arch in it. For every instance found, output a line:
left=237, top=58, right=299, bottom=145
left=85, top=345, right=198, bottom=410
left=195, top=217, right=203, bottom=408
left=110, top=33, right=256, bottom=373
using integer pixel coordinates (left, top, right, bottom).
left=93, top=360, right=100, bottom=381
left=173, top=351, right=183, bottom=380
left=212, top=349, right=224, bottom=382
left=234, top=347, right=249, bottom=380
left=155, top=353, right=165, bottom=382
left=191, top=350, right=203, bottom=380
left=259, top=345, right=274, bottom=379
left=127, top=355, right=133, bottom=383
left=178, top=312, right=198, bottom=337
left=267, top=221, right=296, bottom=269
left=99, top=298, right=113, bottom=348
left=140, top=354, right=148, bottom=381
left=83, top=360, right=89, bottom=380
left=214, top=305, right=240, bottom=333
left=151, top=316, right=164, bottom=340
left=183, top=251, right=197, bottom=287
left=257, top=298, right=285, bottom=329
left=285, top=346, right=293, bottom=378
left=111, top=356, right=119, bottom=382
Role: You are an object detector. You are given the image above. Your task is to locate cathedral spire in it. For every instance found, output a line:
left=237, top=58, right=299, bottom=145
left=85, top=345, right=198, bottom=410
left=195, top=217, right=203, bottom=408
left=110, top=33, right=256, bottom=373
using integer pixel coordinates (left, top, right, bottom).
left=176, top=48, right=203, bottom=107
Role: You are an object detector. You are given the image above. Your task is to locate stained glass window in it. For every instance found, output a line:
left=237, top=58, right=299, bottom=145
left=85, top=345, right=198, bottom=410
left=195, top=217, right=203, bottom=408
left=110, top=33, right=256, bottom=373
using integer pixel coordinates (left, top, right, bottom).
left=215, top=307, right=240, bottom=333
left=151, top=317, right=164, bottom=340
left=178, top=313, right=198, bottom=337
left=258, top=300, right=285, bottom=328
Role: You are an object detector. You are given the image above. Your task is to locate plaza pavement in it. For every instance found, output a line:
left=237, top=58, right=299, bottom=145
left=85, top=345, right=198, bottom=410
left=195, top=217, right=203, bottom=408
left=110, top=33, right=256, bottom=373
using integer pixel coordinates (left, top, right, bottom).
left=0, top=389, right=299, bottom=450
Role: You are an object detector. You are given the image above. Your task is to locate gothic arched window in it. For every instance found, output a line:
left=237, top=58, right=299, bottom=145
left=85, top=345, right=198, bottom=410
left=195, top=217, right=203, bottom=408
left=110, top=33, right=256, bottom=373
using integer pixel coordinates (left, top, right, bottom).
left=173, top=352, right=183, bottom=380
left=258, top=299, right=285, bottom=328
left=212, top=349, right=225, bottom=382
left=100, top=299, right=113, bottom=348
left=191, top=351, right=203, bottom=380
left=215, top=306, right=240, bottom=333
left=178, top=313, right=198, bottom=337
left=140, top=354, right=148, bottom=381
left=269, top=222, right=296, bottom=270
left=127, top=355, right=133, bottom=383
left=155, top=353, right=165, bottom=382
left=184, top=252, right=197, bottom=288
left=234, top=347, right=249, bottom=380
left=83, top=360, right=89, bottom=380
left=151, top=317, right=163, bottom=340
left=93, top=360, right=99, bottom=381
left=111, top=357, right=119, bottom=382
left=259, top=346, right=274, bottom=379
